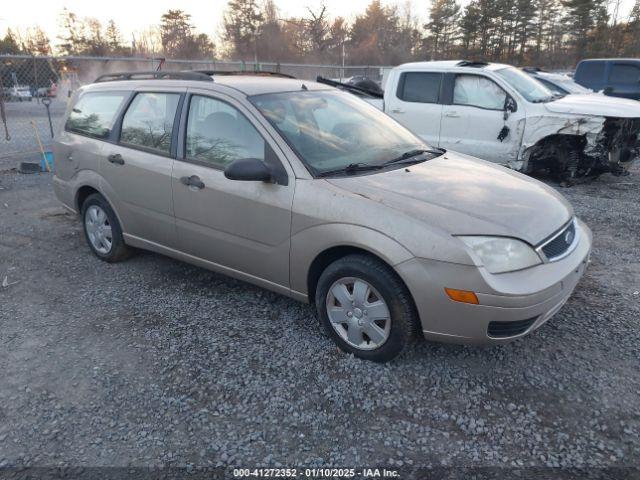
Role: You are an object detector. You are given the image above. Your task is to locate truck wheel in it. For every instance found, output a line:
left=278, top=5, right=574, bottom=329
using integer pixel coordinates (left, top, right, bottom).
left=315, top=254, right=418, bottom=362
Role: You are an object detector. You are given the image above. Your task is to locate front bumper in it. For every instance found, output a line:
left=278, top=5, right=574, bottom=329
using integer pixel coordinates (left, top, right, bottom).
left=396, top=218, right=592, bottom=344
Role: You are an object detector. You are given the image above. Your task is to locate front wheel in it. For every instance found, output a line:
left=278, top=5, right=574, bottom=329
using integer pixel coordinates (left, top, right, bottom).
left=315, top=254, right=418, bottom=362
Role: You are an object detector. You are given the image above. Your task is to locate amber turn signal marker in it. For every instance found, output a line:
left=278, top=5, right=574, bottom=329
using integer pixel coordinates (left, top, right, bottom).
left=445, top=288, right=479, bottom=305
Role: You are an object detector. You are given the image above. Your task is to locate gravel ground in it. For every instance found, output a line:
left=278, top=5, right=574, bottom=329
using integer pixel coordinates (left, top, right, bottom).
left=0, top=165, right=638, bottom=475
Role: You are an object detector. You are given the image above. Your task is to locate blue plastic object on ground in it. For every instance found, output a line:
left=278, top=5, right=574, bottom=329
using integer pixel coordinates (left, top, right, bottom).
left=40, top=151, right=54, bottom=172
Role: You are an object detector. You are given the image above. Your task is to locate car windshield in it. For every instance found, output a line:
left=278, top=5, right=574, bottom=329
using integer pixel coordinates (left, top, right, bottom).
left=495, top=67, right=556, bottom=103
left=250, top=90, right=436, bottom=175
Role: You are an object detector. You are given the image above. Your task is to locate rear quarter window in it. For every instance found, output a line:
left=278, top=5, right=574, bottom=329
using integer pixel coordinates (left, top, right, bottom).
left=65, top=91, right=128, bottom=139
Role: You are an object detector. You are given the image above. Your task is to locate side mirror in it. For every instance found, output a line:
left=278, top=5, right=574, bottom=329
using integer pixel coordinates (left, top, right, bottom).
left=503, top=96, right=517, bottom=120
left=224, top=158, right=272, bottom=182
left=504, top=96, right=517, bottom=113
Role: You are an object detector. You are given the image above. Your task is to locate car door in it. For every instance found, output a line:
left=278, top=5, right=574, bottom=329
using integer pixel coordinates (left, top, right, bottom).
left=384, top=71, right=443, bottom=146
left=171, top=90, right=294, bottom=289
left=606, top=62, right=640, bottom=100
left=100, top=88, right=183, bottom=248
left=439, top=73, right=522, bottom=164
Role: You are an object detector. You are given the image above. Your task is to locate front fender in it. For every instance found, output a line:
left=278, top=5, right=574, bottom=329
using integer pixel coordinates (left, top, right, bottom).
left=289, top=223, right=414, bottom=296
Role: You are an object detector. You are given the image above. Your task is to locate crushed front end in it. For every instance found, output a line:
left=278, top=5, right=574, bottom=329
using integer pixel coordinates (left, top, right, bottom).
left=596, top=117, right=640, bottom=175
left=519, top=115, right=640, bottom=183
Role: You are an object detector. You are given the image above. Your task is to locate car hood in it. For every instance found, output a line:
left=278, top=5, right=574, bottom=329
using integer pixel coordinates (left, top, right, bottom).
left=326, top=153, right=573, bottom=246
left=544, top=94, right=640, bottom=118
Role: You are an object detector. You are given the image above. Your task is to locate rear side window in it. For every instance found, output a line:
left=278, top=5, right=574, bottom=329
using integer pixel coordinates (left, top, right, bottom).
left=609, top=64, right=640, bottom=84
left=397, top=72, right=442, bottom=103
left=65, top=92, right=127, bottom=139
left=577, top=62, right=605, bottom=83
left=453, top=75, right=506, bottom=110
left=120, top=92, right=180, bottom=154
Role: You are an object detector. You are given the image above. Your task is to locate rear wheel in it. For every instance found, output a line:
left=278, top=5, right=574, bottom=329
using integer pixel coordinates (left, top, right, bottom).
left=81, top=193, right=133, bottom=262
left=315, top=254, right=418, bottom=362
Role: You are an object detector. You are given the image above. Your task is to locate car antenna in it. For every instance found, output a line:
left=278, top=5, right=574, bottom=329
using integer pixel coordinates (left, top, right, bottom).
left=301, top=83, right=308, bottom=91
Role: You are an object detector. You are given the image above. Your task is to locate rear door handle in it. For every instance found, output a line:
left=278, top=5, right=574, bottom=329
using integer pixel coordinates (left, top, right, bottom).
left=107, top=153, right=124, bottom=165
left=391, top=108, right=405, bottom=114
left=180, top=175, right=205, bottom=190
left=444, top=111, right=460, bottom=118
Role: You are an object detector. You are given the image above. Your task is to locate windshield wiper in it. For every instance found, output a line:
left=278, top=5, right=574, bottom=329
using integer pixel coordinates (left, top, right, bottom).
left=316, top=162, right=383, bottom=177
left=383, top=148, right=443, bottom=166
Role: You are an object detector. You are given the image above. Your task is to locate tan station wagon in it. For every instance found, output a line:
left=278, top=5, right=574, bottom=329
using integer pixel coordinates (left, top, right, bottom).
left=53, top=71, right=592, bottom=362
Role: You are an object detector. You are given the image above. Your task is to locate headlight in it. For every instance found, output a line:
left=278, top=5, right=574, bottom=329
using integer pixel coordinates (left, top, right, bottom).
left=458, top=236, right=541, bottom=274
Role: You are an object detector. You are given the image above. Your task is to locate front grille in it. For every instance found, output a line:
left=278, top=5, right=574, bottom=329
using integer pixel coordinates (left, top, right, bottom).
left=541, top=220, right=577, bottom=261
left=487, top=317, right=537, bottom=338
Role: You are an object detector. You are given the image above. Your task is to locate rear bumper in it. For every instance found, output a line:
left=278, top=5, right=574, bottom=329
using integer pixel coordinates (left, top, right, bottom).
left=396, top=219, right=592, bottom=344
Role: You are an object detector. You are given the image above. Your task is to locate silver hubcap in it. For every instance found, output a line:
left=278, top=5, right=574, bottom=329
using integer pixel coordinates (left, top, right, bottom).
left=326, top=277, right=391, bottom=350
left=85, top=205, right=113, bottom=254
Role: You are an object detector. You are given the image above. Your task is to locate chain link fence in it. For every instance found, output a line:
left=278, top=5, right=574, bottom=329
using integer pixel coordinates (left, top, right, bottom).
left=0, top=55, right=391, bottom=161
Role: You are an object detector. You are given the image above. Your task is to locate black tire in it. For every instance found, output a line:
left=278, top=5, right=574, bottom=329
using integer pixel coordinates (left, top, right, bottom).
left=80, top=193, right=133, bottom=263
left=315, top=253, right=418, bottom=362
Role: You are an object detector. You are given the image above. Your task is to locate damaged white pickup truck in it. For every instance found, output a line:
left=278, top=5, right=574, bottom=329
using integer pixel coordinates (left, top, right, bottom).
left=319, top=60, right=640, bottom=183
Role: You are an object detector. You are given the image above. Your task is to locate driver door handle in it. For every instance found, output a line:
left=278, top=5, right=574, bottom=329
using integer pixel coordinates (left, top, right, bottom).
left=391, top=108, right=405, bottom=114
left=444, top=111, right=460, bottom=118
left=180, top=175, right=205, bottom=190
left=107, top=153, right=124, bottom=165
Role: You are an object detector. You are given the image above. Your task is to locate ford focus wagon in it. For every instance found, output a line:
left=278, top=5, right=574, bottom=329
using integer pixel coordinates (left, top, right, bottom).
left=53, top=71, right=592, bottom=362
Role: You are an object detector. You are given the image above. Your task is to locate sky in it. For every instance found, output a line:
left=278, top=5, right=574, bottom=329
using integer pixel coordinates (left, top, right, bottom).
left=0, top=0, right=425, bottom=47
left=0, top=0, right=636, bottom=48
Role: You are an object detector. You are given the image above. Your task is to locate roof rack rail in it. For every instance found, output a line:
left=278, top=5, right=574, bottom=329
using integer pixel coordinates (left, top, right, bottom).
left=94, top=71, right=214, bottom=83
left=316, top=76, right=384, bottom=99
left=456, top=60, right=489, bottom=68
left=192, top=70, right=296, bottom=79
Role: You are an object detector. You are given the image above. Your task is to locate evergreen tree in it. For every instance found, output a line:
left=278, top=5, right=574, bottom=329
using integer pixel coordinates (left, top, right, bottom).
left=0, top=29, right=22, bottom=55
left=562, top=0, right=608, bottom=60
left=222, top=0, right=264, bottom=61
left=426, top=0, right=461, bottom=59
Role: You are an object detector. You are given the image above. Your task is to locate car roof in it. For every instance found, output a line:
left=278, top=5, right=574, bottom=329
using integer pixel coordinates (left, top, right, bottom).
left=395, top=60, right=510, bottom=72
left=578, top=58, right=640, bottom=63
left=83, top=74, right=330, bottom=97
left=212, top=75, right=328, bottom=95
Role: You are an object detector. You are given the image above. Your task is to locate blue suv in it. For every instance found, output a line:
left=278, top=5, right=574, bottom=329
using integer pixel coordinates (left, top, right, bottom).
left=574, top=59, right=640, bottom=100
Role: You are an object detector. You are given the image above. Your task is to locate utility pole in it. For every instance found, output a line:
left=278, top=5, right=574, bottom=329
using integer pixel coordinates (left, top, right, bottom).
left=341, top=41, right=345, bottom=82
left=253, top=31, right=258, bottom=70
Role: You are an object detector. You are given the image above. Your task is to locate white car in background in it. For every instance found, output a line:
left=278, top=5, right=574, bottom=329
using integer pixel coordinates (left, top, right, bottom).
left=10, top=85, right=33, bottom=102
left=523, top=68, right=595, bottom=96
left=326, top=61, right=640, bottom=183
